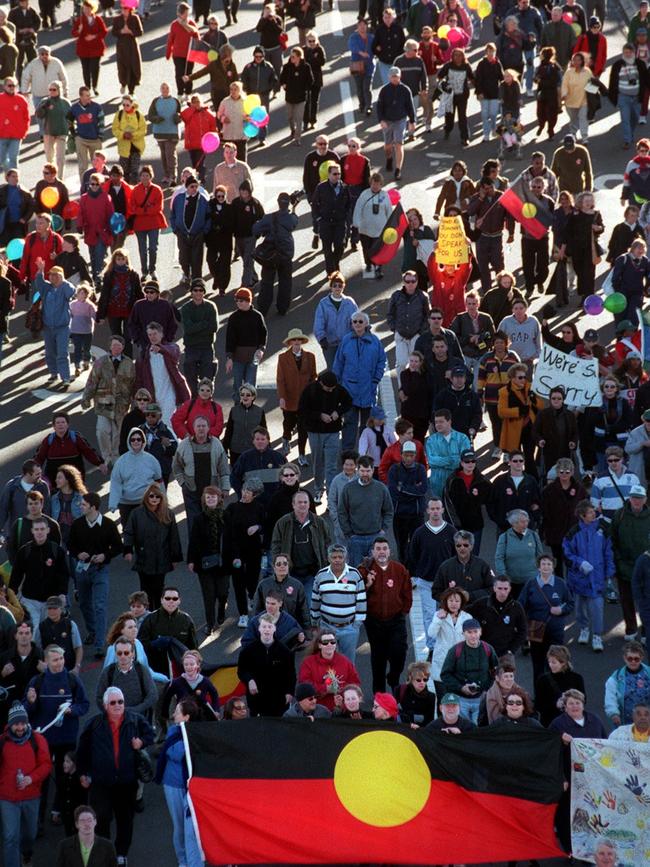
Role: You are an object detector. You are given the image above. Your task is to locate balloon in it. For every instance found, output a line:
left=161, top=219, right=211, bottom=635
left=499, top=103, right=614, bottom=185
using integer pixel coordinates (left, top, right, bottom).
left=201, top=131, right=220, bottom=153
left=387, top=188, right=401, bottom=205
left=521, top=202, right=537, bottom=218
left=6, top=237, right=24, bottom=260
left=603, top=292, right=627, bottom=314
left=437, top=25, right=450, bottom=38
left=110, top=212, right=127, bottom=234
left=250, top=106, right=267, bottom=123
left=572, top=21, right=581, bottom=35
left=243, top=94, right=261, bottom=114
left=318, top=159, right=336, bottom=181
left=62, top=201, right=80, bottom=220
left=467, top=0, right=478, bottom=7
left=583, top=294, right=604, bottom=315
left=383, top=227, right=398, bottom=244
left=243, top=122, right=259, bottom=138
left=207, top=49, right=219, bottom=62
left=562, top=12, right=573, bottom=23
left=477, top=0, right=492, bottom=18
left=256, top=113, right=270, bottom=128
left=41, top=186, right=60, bottom=209
left=51, top=214, right=63, bottom=231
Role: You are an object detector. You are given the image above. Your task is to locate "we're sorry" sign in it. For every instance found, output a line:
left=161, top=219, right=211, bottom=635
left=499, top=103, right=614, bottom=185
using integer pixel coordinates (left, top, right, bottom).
left=532, top=343, right=600, bottom=407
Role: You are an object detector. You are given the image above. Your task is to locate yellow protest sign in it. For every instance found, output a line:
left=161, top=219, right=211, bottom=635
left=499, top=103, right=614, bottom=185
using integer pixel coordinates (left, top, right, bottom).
left=436, top=215, right=469, bottom=265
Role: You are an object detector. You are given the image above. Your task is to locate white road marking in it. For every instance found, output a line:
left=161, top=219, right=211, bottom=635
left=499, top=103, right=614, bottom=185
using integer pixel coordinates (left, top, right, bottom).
left=330, top=0, right=344, bottom=37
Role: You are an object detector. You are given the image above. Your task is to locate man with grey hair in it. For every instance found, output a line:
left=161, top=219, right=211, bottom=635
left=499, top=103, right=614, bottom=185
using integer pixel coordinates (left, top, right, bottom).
left=20, top=45, right=68, bottom=133
left=540, top=6, right=577, bottom=69
left=271, top=491, right=331, bottom=606
left=311, top=543, right=367, bottom=662
left=431, top=530, right=495, bottom=602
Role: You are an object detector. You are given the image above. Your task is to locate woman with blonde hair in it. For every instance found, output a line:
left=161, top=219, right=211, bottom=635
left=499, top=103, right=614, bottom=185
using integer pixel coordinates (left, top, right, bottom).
left=162, top=648, right=220, bottom=720
left=124, top=483, right=182, bottom=602
left=217, top=80, right=247, bottom=161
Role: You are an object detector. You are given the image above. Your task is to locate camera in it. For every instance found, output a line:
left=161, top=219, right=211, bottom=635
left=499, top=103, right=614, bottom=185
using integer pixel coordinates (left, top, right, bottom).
left=289, top=189, right=305, bottom=207
left=476, top=331, right=493, bottom=352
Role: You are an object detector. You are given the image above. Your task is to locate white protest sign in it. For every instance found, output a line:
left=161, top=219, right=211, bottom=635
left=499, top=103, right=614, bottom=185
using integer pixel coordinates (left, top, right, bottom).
left=532, top=343, right=600, bottom=408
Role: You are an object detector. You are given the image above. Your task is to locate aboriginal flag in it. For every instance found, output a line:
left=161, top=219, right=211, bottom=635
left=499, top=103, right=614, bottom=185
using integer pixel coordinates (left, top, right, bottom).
left=203, top=664, right=246, bottom=704
left=369, top=203, right=409, bottom=265
left=187, top=38, right=211, bottom=66
left=185, top=718, right=564, bottom=864
left=499, top=176, right=554, bottom=241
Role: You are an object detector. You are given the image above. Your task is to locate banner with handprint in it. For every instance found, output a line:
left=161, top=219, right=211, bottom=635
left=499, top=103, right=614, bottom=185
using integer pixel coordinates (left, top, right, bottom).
left=570, top=738, right=650, bottom=866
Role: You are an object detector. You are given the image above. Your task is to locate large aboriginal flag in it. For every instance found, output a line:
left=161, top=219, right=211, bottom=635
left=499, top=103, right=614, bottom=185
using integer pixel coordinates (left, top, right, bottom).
left=499, top=176, right=554, bottom=241
left=184, top=718, right=565, bottom=864
left=369, top=203, right=409, bottom=265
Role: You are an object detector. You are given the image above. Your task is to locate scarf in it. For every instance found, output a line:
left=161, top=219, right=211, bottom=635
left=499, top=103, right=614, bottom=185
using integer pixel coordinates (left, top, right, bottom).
left=8, top=724, right=33, bottom=745
left=202, top=505, right=223, bottom=549
left=371, top=425, right=388, bottom=455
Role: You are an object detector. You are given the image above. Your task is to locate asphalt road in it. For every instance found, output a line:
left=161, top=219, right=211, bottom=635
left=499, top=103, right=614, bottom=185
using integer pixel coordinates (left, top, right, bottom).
left=0, top=0, right=641, bottom=864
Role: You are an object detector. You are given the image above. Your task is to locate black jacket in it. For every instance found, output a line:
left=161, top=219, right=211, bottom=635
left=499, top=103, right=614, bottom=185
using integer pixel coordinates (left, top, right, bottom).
left=433, top=385, right=482, bottom=435
left=206, top=198, right=234, bottom=243
left=444, top=468, right=492, bottom=532
left=298, top=380, right=352, bottom=433
left=303, top=149, right=340, bottom=200
left=138, top=420, right=177, bottom=479
left=56, top=835, right=117, bottom=867
left=9, top=540, right=69, bottom=601
left=224, top=307, right=268, bottom=357
left=67, top=515, right=122, bottom=564
left=469, top=591, right=528, bottom=656
left=123, top=506, right=182, bottom=576
left=311, top=180, right=351, bottom=227
left=432, top=555, right=494, bottom=601
left=487, top=472, right=541, bottom=532
left=253, top=208, right=298, bottom=258
left=450, top=311, right=495, bottom=359
left=372, top=21, right=405, bottom=65
left=474, top=57, right=504, bottom=100
left=608, top=57, right=648, bottom=105
left=237, top=639, right=296, bottom=716
left=279, top=59, right=314, bottom=103
left=232, top=195, right=265, bottom=239
left=138, top=607, right=197, bottom=675
left=76, top=709, right=154, bottom=786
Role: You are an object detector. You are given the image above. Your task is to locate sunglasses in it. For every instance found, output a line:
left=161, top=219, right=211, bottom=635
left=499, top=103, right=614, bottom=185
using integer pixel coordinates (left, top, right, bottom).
left=144, top=290, right=157, bottom=295
left=136, top=398, right=148, bottom=402
left=510, top=458, right=524, bottom=463
left=320, top=639, right=337, bottom=646
left=514, top=375, right=527, bottom=380
left=462, top=458, right=476, bottom=463
left=558, top=469, right=571, bottom=474
left=455, top=542, right=471, bottom=548
left=607, top=458, right=621, bottom=463
left=404, top=278, right=417, bottom=284
left=626, top=655, right=642, bottom=662
left=163, top=596, right=180, bottom=602
left=232, top=704, right=247, bottom=711
left=129, top=438, right=144, bottom=444
left=108, top=699, right=125, bottom=705
left=430, top=316, right=442, bottom=320
left=148, top=494, right=162, bottom=499
left=282, top=472, right=297, bottom=478
left=116, top=650, right=131, bottom=656
left=275, top=560, right=289, bottom=566
left=352, top=319, right=365, bottom=324
left=506, top=700, right=524, bottom=706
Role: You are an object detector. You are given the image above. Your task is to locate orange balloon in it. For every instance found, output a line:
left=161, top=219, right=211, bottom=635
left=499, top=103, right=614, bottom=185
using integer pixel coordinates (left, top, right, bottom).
left=41, top=186, right=60, bottom=209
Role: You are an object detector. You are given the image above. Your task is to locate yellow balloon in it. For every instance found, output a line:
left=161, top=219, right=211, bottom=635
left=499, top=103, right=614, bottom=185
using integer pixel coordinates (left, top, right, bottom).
left=572, top=21, right=581, bottom=35
left=383, top=227, right=398, bottom=245
left=319, top=159, right=336, bottom=181
left=522, top=202, right=537, bottom=218
left=467, top=0, right=478, bottom=8
left=243, top=94, right=261, bottom=114
left=437, top=24, right=450, bottom=38
left=478, top=0, right=492, bottom=18
left=41, top=186, right=60, bottom=209
left=207, top=49, right=219, bottom=62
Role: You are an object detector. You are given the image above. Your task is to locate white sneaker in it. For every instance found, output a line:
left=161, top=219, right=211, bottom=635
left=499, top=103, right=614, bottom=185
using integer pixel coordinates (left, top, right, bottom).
left=578, top=627, right=590, bottom=644
left=237, top=615, right=248, bottom=628
left=625, top=632, right=638, bottom=641
left=641, top=116, right=647, bottom=125
left=491, top=447, right=502, bottom=459
left=592, top=635, right=604, bottom=652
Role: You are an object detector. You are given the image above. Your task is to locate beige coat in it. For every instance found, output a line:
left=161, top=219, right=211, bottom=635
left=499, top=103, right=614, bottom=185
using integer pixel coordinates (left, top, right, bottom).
left=81, top=354, right=135, bottom=422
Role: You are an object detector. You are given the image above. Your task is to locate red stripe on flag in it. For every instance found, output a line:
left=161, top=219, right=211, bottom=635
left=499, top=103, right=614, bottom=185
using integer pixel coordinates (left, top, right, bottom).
left=500, top=185, right=547, bottom=240
left=370, top=210, right=409, bottom=265
left=189, top=777, right=563, bottom=864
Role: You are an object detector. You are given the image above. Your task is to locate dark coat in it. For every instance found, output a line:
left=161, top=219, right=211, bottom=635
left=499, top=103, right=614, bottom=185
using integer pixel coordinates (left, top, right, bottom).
left=541, top=476, right=586, bottom=547
left=487, top=471, right=541, bottom=532
left=443, top=468, right=492, bottom=532
left=279, top=58, right=314, bottom=103
left=432, top=555, right=495, bottom=602
left=123, top=505, right=183, bottom=575
left=56, top=835, right=117, bottom=867
left=535, top=668, right=586, bottom=727
left=237, top=639, right=296, bottom=716
left=76, top=709, right=154, bottom=786
left=469, top=591, right=528, bottom=656
left=533, top=406, right=578, bottom=472
left=311, top=180, right=351, bottom=227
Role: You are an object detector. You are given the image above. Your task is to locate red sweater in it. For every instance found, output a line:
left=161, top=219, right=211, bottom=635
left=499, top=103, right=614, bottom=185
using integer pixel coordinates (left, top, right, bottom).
left=78, top=190, right=114, bottom=246
left=341, top=152, right=370, bottom=188
left=297, top=653, right=360, bottom=711
left=573, top=32, right=607, bottom=77
left=0, top=92, right=30, bottom=140
left=359, top=559, right=413, bottom=621
left=171, top=396, right=224, bottom=439
left=35, top=430, right=103, bottom=471
left=181, top=105, right=217, bottom=150
left=130, top=182, right=167, bottom=232
left=19, top=230, right=63, bottom=281
left=428, top=260, right=471, bottom=328
left=0, top=729, right=52, bottom=802
left=72, top=13, right=108, bottom=57
left=166, top=17, right=199, bottom=60
left=378, top=439, right=428, bottom=482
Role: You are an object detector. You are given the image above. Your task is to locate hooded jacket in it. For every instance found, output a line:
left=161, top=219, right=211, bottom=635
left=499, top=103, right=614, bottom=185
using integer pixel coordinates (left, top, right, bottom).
left=332, top=328, right=386, bottom=409
left=0, top=725, right=51, bottom=802
left=563, top=518, right=615, bottom=598
left=108, top=429, right=163, bottom=510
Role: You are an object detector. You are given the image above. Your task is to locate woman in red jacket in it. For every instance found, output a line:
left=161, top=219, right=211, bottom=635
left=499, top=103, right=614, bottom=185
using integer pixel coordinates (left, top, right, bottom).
left=78, top=172, right=114, bottom=288
left=130, top=164, right=167, bottom=282
left=166, top=2, right=200, bottom=97
left=572, top=17, right=607, bottom=77
left=171, top=378, right=224, bottom=438
left=341, top=137, right=370, bottom=252
left=72, top=0, right=108, bottom=95
left=297, top=629, right=361, bottom=712
left=96, top=248, right=142, bottom=355
left=180, top=95, right=216, bottom=184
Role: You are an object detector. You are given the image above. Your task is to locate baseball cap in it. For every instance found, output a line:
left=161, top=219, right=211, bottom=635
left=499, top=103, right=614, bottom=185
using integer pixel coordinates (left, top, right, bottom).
left=583, top=328, right=598, bottom=341
left=451, top=365, right=468, bottom=377
left=616, top=319, right=636, bottom=334
left=461, top=449, right=477, bottom=462
left=402, top=441, right=417, bottom=453
left=563, top=134, right=575, bottom=147
left=462, top=618, right=481, bottom=631
left=440, top=693, right=461, bottom=705
left=630, top=485, right=647, bottom=498
left=642, top=409, right=650, bottom=422
left=389, top=66, right=401, bottom=76
left=46, top=596, right=63, bottom=609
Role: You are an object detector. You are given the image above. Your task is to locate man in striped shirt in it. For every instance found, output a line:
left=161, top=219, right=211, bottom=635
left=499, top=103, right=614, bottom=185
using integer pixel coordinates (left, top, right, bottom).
left=310, top=544, right=367, bottom=663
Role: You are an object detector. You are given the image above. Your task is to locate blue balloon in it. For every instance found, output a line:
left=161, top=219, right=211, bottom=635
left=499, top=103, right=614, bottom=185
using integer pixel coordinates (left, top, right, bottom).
left=250, top=106, right=267, bottom=122
left=243, top=122, right=259, bottom=139
left=110, top=212, right=127, bottom=234
left=51, top=214, right=63, bottom=232
left=6, top=237, right=24, bottom=260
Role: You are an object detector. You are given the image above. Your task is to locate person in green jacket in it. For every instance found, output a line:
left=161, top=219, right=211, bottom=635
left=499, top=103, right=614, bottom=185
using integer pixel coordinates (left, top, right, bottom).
left=36, top=81, right=72, bottom=180
left=610, top=496, right=650, bottom=639
left=179, top=278, right=219, bottom=396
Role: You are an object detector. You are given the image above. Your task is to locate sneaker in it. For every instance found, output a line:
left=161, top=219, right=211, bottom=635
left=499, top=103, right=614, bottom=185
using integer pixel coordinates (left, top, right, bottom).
left=375, top=266, right=383, bottom=279
left=313, top=490, right=323, bottom=505
left=641, top=115, right=647, bottom=124
left=625, top=632, right=638, bottom=641
left=120, top=85, right=127, bottom=95
left=311, top=234, right=319, bottom=250
left=394, top=168, right=402, bottom=180
left=592, top=635, right=604, bottom=652
left=491, top=447, right=502, bottom=459
left=365, top=263, right=372, bottom=273
left=237, top=615, right=248, bottom=628
left=280, top=438, right=290, bottom=456
left=578, top=627, right=590, bottom=645
left=297, top=454, right=310, bottom=467
left=83, top=632, right=95, bottom=646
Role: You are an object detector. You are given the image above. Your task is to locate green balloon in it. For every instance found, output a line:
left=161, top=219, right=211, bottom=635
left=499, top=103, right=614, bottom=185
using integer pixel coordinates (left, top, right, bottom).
left=604, top=292, right=627, bottom=314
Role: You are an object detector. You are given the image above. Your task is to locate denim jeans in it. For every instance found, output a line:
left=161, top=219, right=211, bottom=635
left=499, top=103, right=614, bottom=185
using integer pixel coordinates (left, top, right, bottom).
left=328, top=620, right=361, bottom=664
left=341, top=405, right=371, bottom=451
left=346, top=533, right=378, bottom=567
left=231, top=359, right=258, bottom=401
left=21, top=596, right=49, bottom=627
left=459, top=695, right=482, bottom=723
left=77, top=564, right=109, bottom=652
left=0, top=798, right=40, bottom=867
left=71, top=333, right=92, bottom=368
left=413, top=576, right=437, bottom=652
left=480, top=98, right=499, bottom=138
left=164, top=785, right=188, bottom=867
left=43, top=325, right=71, bottom=381
left=575, top=593, right=604, bottom=635
left=136, top=228, right=160, bottom=275
left=0, top=137, right=20, bottom=173
left=377, top=60, right=392, bottom=86
left=88, top=241, right=107, bottom=286
left=619, top=93, right=640, bottom=145
left=308, top=431, right=340, bottom=493
left=524, top=48, right=535, bottom=91
left=352, top=72, right=373, bottom=111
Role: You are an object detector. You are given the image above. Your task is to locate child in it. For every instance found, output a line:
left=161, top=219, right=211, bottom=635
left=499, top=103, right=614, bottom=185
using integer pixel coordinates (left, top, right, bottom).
left=55, top=234, right=92, bottom=287
left=358, top=406, right=396, bottom=470
left=562, top=500, right=615, bottom=653
left=496, top=111, right=524, bottom=159
left=60, top=751, right=88, bottom=836
left=499, top=68, right=522, bottom=121
left=129, top=590, right=150, bottom=628
left=69, top=283, right=96, bottom=377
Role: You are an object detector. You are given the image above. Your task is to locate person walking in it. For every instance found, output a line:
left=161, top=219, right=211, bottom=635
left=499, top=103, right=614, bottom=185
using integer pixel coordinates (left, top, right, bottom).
left=165, top=3, right=199, bottom=97
left=71, top=1, right=107, bottom=96
left=111, top=94, right=146, bottom=183
left=253, top=191, right=299, bottom=317
left=169, top=175, right=211, bottom=285
left=96, top=250, right=142, bottom=356
left=78, top=172, right=114, bottom=289
left=130, top=165, right=166, bottom=282
left=172, top=415, right=230, bottom=533
left=240, top=46, right=278, bottom=146
left=376, top=66, right=415, bottom=181
left=224, top=288, right=267, bottom=399
left=0, top=76, right=29, bottom=172
left=108, top=427, right=162, bottom=528
left=279, top=46, right=314, bottom=145
left=111, top=3, right=143, bottom=95
left=68, top=86, right=105, bottom=182
left=35, top=261, right=75, bottom=389
left=311, top=162, right=350, bottom=275
left=311, top=543, right=367, bottom=662
left=275, top=327, right=316, bottom=460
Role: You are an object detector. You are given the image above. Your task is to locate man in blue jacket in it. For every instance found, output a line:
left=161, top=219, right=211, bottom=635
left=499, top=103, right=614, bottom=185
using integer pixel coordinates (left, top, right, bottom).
left=35, top=261, right=75, bottom=389
left=253, top=192, right=298, bottom=317
left=376, top=66, right=415, bottom=180
left=169, top=174, right=211, bottom=286
left=311, top=163, right=351, bottom=276
left=387, top=441, right=427, bottom=561
left=68, top=85, right=105, bottom=183
left=332, top=312, right=387, bottom=450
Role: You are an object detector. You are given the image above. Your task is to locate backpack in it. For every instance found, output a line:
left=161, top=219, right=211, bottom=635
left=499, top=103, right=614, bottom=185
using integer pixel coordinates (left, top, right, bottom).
left=454, top=640, right=493, bottom=661
left=47, top=430, right=77, bottom=446
left=253, top=213, right=281, bottom=267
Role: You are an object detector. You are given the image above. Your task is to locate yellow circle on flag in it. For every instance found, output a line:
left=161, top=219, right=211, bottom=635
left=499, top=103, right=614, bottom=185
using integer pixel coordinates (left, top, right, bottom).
left=334, top=732, right=430, bottom=827
left=522, top=202, right=537, bottom=219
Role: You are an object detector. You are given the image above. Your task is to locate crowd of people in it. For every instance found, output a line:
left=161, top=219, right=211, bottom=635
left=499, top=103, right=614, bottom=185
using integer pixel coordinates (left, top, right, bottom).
left=2, top=0, right=650, bottom=865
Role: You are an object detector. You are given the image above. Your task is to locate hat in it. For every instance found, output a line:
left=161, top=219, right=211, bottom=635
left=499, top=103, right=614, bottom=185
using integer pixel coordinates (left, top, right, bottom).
left=583, top=328, right=598, bottom=341
left=460, top=449, right=477, bottom=462
left=295, top=683, right=317, bottom=701
left=48, top=266, right=64, bottom=277
left=145, top=402, right=162, bottom=414
left=318, top=370, right=338, bottom=387
left=615, top=319, right=636, bottom=334
left=142, top=281, right=160, bottom=293
left=283, top=328, right=309, bottom=346
left=589, top=15, right=601, bottom=25
left=563, top=134, right=575, bottom=147
left=630, top=485, right=647, bottom=498
left=37, top=45, right=50, bottom=54
left=440, top=693, right=461, bottom=705
left=46, top=595, right=63, bottom=609
left=234, top=288, right=252, bottom=301
left=462, top=618, right=482, bottom=631
left=451, top=365, right=468, bottom=377
left=373, top=692, right=399, bottom=718
left=8, top=701, right=28, bottom=726
left=190, top=278, right=206, bottom=291
left=185, top=174, right=198, bottom=187
left=370, top=405, right=386, bottom=421
left=402, top=441, right=417, bottom=453
left=135, top=388, right=152, bottom=400
left=642, top=409, right=650, bottom=422
left=641, top=1, right=648, bottom=6
left=628, top=350, right=643, bottom=360
left=389, top=66, right=401, bottom=76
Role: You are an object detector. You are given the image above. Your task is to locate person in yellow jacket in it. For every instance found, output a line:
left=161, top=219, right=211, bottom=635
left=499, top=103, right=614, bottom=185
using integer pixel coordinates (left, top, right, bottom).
left=561, top=51, right=592, bottom=144
left=111, top=94, right=147, bottom=183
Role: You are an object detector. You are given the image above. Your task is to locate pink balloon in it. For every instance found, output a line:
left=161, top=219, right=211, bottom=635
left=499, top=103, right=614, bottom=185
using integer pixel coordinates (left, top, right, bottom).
left=256, top=114, right=270, bottom=128
left=562, top=11, right=573, bottom=23
left=121, top=0, right=138, bottom=8
left=388, top=188, right=401, bottom=205
left=447, top=27, right=464, bottom=46
left=201, top=131, right=220, bottom=153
